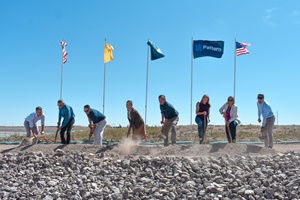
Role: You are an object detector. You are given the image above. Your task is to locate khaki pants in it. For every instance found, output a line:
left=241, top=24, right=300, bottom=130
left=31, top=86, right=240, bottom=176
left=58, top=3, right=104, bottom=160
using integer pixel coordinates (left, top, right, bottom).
left=24, top=121, right=38, bottom=137
left=94, top=119, right=107, bottom=145
left=263, top=116, right=275, bottom=148
left=162, top=116, right=179, bottom=145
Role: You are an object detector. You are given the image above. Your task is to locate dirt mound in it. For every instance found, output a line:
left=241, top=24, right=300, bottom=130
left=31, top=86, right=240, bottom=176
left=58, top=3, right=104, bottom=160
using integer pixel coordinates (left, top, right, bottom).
left=1, top=142, right=277, bottom=157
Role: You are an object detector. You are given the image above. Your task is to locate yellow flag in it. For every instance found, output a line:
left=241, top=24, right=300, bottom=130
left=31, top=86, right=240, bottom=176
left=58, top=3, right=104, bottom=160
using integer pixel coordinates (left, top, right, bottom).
left=104, top=44, right=114, bottom=63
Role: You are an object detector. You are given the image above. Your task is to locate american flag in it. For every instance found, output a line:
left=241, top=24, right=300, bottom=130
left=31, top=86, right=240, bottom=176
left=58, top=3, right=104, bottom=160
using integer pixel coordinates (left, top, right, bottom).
left=236, top=41, right=251, bottom=56
left=60, top=41, right=68, bottom=63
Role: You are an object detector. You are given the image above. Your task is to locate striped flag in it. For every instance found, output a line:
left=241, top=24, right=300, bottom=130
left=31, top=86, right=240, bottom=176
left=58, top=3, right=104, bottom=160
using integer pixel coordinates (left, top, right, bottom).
left=236, top=41, right=251, bottom=56
left=60, top=41, right=68, bottom=63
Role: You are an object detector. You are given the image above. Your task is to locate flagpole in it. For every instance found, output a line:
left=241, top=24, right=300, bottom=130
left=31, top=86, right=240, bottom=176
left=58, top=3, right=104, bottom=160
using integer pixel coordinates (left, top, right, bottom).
left=60, top=39, right=64, bottom=99
left=190, top=37, right=194, bottom=142
left=103, top=38, right=106, bottom=114
left=145, top=39, right=150, bottom=126
left=234, top=38, right=237, bottom=99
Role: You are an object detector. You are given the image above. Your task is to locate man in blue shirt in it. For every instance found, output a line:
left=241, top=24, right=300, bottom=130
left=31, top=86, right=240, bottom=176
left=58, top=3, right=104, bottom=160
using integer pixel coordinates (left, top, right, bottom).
left=24, top=106, right=45, bottom=138
left=159, top=95, right=179, bottom=146
left=84, top=105, right=107, bottom=145
left=57, top=100, right=75, bottom=144
left=257, top=94, right=275, bottom=148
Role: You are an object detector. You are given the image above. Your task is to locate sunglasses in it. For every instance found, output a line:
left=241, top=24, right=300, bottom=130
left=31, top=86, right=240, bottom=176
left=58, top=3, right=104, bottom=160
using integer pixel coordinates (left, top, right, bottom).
left=58, top=104, right=63, bottom=107
left=228, top=99, right=233, bottom=102
left=84, top=109, right=89, bottom=112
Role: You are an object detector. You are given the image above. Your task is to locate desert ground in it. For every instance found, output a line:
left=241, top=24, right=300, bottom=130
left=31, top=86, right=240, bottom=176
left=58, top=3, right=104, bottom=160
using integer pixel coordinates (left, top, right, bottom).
left=1, top=125, right=300, bottom=199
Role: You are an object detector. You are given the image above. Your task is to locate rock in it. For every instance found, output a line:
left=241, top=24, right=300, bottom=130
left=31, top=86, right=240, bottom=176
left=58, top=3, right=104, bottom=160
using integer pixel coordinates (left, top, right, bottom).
left=245, top=190, right=254, bottom=195
left=121, top=160, right=130, bottom=168
left=48, top=181, right=57, bottom=186
left=91, top=183, right=97, bottom=188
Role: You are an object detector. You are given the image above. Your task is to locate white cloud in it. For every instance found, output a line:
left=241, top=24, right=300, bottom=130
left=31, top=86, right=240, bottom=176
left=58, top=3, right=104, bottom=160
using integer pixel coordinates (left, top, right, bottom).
left=291, top=10, right=300, bottom=24
left=262, top=7, right=278, bottom=27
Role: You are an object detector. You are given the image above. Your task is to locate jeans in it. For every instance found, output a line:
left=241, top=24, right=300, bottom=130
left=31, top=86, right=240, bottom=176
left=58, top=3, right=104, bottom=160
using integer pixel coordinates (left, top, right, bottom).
left=60, top=117, right=75, bottom=144
left=225, top=121, right=237, bottom=142
left=195, top=117, right=208, bottom=140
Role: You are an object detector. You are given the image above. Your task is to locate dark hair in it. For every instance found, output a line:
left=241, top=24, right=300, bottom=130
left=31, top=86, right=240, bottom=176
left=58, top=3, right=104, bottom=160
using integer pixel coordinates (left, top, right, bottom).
left=84, top=105, right=90, bottom=109
left=257, top=94, right=264, bottom=99
left=57, top=99, right=64, bottom=104
left=126, top=100, right=133, bottom=106
left=227, top=96, right=235, bottom=104
left=201, top=94, right=211, bottom=107
left=158, top=94, right=165, bottom=99
left=36, top=106, right=42, bottom=111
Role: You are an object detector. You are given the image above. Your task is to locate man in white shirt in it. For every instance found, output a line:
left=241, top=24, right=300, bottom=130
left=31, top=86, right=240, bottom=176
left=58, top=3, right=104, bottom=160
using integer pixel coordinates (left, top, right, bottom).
left=24, top=106, right=45, bottom=138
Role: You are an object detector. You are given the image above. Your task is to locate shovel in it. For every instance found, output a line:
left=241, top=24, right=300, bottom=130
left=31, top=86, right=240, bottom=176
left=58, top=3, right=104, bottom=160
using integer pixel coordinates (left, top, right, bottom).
left=203, top=116, right=207, bottom=144
left=226, top=122, right=232, bottom=143
left=258, top=123, right=267, bottom=140
left=54, top=127, right=59, bottom=143
left=19, top=135, right=39, bottom=146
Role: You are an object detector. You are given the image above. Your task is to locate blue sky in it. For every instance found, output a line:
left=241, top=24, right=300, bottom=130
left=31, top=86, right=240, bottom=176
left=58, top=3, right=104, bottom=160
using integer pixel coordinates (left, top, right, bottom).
left=1, top=1, right=300, bottom=127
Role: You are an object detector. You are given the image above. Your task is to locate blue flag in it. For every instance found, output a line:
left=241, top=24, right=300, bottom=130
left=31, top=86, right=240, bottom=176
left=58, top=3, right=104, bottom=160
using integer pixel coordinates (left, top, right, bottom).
left=147, top=40, right=165, bottom=61
left=193, top=40, right=224, bottom=59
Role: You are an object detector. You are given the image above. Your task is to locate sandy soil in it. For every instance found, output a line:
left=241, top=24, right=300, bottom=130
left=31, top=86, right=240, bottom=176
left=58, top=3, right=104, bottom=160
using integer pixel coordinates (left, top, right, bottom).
left=1, top=139, right=299, bottom=157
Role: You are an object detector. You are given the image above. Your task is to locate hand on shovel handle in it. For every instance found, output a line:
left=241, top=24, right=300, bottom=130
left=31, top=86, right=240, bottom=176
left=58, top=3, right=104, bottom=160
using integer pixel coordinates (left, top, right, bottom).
left=54, top=127, right=59, bottom=143
left=89, top=132, right=93, bottom=141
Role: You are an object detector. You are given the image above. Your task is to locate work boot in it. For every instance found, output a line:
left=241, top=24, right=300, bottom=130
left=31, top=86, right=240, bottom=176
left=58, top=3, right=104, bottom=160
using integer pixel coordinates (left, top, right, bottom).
left=158, top=134, right=166, bottom=140
left=259, top=135, right=267, bottom=140
left=199, top=138, right=203, bottom=144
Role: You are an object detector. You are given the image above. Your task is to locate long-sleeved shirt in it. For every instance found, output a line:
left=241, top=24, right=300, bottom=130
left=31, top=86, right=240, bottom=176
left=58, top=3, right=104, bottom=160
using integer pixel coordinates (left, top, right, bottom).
left=25, top=112, right=45, bottom=128
left=87, top=108, right=106, bottom=124
left=257, top=100, right=274, bottom=127
left=160, top=101, right=179, bottom=119
left=58, top=104, right=75, bottom=127
left=219, top=102, right=241, bottom=124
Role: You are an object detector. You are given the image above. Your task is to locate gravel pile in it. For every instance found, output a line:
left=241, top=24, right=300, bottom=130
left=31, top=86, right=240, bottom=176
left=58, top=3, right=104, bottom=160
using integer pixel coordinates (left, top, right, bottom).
left=0, top=145, right=300, bottom=199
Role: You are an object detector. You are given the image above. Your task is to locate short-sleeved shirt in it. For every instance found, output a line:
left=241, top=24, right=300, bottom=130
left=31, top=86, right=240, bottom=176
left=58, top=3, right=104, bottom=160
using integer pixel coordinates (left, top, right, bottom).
left=87, top=108, right=106, bottom=124
left=160, top=101, right=179, bottom=119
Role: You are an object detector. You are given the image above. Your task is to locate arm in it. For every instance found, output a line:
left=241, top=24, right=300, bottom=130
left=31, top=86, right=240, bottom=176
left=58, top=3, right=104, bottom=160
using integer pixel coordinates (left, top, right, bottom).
left=88, top=118, right=93, bottom=132
left=88, top=118, right=93, bottom=138
left=58, top=110, right=62, bottom=126
left=257, top=103, right=262, bottom=123
left=219, top=103, right=227, bottom=114
left=61, top=108, right=70, bottom=127
left=229, top=106, right=238, bottom=123
left=40, top=115, right=45, bottom=134
left=195, top=103, right=199, bottom=115
left=127, top=126, right=131, bottom=137
left=161, top=114, right=165, bottom=124
left=28, top=117, right=37, bottom=136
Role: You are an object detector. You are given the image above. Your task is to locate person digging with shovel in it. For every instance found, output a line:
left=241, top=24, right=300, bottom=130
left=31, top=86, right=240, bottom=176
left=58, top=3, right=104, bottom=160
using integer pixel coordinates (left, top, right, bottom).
left=57, top=100, right=75, bottom=144
left=195, top=94, right=211, bottom=144
left=84, top=105, right=107, bottom=145
left=257, top=93, right=275, bottom=148
left=158, top=95, right=179, bottom=146
left=219, top=96, right=240, bottom=143
left=23, top=106, right=45, bottom=145
left=126, top=100, right=147, bottom=140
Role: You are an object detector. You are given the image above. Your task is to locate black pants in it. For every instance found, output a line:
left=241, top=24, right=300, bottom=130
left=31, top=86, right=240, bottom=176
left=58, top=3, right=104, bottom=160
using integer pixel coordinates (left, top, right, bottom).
left=60, top=118, right=75, bottom=144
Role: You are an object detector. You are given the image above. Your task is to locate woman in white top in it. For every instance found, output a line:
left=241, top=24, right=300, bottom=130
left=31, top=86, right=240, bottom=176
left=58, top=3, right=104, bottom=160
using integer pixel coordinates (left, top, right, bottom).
left=219, top=96, right=240, bottom=143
